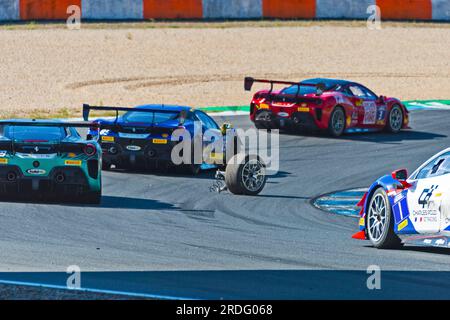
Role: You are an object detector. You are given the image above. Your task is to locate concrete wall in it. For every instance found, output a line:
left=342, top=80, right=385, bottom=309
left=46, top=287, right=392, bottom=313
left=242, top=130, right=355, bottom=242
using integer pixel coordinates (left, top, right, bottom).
left=432, top=0, right=450, bottom=20
left=82, top=0, right=143, bottom=20
left=316, top=0, right=376, bottom=19
left=202, top=0, right=262, bottom=19
left=0, top=0, right=19, bottom=20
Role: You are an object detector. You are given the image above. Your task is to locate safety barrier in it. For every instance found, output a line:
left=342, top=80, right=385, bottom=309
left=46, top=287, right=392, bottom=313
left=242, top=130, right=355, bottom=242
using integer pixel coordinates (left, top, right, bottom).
left=0, top=0, right=448, bottom=21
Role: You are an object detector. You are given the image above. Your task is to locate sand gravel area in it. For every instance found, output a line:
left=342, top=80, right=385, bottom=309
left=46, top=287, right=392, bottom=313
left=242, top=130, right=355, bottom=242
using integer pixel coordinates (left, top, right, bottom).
left=0, top=21, right=448, bottom=118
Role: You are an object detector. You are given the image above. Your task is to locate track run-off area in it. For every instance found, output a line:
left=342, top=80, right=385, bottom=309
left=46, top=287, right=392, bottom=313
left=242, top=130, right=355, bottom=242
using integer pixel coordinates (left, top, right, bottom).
left=0, top=107, right=450, bottom=298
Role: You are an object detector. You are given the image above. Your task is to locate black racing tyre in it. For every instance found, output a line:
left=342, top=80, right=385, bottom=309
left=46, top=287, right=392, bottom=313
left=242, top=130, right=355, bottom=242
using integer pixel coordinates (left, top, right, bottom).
left=83, top=190, right=102, bottom=205
left=386, top=104, right=403, bottom=133
left=225, top=154, right=267, bottom=196
left=187, top=164, right=201, bottom=176
left=254, top=110, right=275, bottom=130
left=102, top=161, right=111, bottom=170
left=366, top=188, right=403, bottom=249
left=254, top=122, right=266, bottom=130
left=328, top=107, right=346, bottom=137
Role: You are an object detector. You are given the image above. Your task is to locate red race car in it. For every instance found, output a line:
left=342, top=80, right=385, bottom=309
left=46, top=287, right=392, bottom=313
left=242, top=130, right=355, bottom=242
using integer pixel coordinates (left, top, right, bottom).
left=245, top=77, right=409, bottom=137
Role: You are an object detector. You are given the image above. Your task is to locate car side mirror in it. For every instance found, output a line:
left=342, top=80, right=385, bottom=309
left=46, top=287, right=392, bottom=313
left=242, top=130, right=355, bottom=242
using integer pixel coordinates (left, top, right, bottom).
left=392, top=169, right=408, bottom=181
left=378, top=95, right=386, bottom=104
left=86, top=134, right=93, bottom=141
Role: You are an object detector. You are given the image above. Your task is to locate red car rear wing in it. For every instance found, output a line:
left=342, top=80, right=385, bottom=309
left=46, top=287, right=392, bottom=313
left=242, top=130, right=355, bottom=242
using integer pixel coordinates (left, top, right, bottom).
left=244, top=77, right=326, bottom=96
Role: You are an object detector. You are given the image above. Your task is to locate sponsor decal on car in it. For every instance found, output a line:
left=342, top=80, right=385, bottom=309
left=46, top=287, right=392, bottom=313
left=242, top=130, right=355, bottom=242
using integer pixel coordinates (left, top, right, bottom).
left=26, top=169, right=46, bottom=175
left=297, top=107, right=309, bottom=112
left=65, top=160, right=82, bottom=166
left=209, top=152, right=223, bottom=161
left=413, top=210, right=439, bottom=223
left=152, top=139, right=168, bottom=145
left=277, top=112, right=289, bottom=118
left=363, top=101, right=377, bottom=125
left=0, top=158, right=8, bottom=164
left=359, top=217, right=365, bottom=226
left=376, top=105, right=387, bottom=125
left=258, top=103, right=269, bottom=109
left=101, top=136, right=115, bottom=142
left=398, top=219, right=409, bottom=231
left=126, top=145, right=141, bottom=151
left=118, top=132, right=150, bottom=139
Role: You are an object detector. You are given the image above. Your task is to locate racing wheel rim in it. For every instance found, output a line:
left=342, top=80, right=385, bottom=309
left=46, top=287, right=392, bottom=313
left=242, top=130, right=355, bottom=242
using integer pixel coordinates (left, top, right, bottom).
left=390, top=106, right=403, bottom=131
left=331, top=109, right=345, bottom=134
left=367, top=193, right=387, bottom=242
left=241, top=159, right=265, bottom=192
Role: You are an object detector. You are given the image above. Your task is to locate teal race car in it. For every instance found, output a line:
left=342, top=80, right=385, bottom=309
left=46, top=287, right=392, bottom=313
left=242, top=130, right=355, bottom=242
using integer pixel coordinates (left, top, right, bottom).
left=0, top=120, right=102, bottom=203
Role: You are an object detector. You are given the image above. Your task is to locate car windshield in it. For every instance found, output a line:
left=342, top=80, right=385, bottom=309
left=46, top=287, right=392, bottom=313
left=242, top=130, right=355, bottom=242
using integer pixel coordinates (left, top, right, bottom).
left=1, top=125, right=66, bottom=141
left=122, top=111, right=180, bottom=124
left=281, top=85, right=318, bottom=96
left=415, top=151, right=450, bottom=179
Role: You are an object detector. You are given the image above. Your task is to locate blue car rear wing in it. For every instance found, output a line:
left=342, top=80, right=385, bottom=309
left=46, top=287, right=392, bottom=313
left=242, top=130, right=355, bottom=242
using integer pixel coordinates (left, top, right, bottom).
left=82, top=104, right=187, bottom=125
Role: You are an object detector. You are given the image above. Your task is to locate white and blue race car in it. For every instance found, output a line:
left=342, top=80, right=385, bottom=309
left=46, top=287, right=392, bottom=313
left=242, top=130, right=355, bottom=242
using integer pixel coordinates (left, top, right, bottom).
left=353, top=148, right=450, bottom=249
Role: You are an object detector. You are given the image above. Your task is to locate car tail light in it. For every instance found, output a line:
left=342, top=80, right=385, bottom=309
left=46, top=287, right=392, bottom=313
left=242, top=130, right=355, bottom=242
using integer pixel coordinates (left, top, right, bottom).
left=83, top=143, right=97, bottom=156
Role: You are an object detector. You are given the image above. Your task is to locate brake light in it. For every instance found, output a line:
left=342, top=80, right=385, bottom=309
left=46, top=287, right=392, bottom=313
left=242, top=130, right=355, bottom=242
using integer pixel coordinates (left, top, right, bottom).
left=83, top=143, right=97, bottom=156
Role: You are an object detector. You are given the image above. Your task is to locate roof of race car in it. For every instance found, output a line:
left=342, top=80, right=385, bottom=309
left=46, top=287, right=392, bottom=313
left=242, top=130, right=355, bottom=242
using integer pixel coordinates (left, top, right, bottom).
left=300, top=78, right=353, bottom=88
left=133, top=104, right=192, bottom=112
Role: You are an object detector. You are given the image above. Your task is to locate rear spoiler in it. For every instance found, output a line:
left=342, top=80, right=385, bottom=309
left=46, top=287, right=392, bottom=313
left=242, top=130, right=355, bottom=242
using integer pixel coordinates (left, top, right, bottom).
left=244, top=77, right=326, bottom=96
left=82, top=104, right=188, bottom=126
left=0, top=120, right=97, bottom=129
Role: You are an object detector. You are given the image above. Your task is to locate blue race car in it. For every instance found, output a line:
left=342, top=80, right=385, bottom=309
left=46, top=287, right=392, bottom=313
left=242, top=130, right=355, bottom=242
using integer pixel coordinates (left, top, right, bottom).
left=83, top=104, right=238, bottom=175
left=353, top=148, right=450, bottom=249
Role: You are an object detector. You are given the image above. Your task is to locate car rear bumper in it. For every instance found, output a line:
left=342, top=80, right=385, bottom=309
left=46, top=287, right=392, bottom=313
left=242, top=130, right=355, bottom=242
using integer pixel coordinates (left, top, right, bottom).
left=252, top=109, right=324, bottom=130
left=0, top=165, right=96, bottom=195
left=101, top=141, right=176, bottom=167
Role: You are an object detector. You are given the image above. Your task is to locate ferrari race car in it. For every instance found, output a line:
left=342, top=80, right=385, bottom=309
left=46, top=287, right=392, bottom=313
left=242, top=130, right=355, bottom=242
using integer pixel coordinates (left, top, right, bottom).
left=84, top=104, right=267, bottom=195
left=245, top=77, right=409, bottom=137
left=0, top=120, right=102, bottom=203
left=353, top=148, right=450, bottom=249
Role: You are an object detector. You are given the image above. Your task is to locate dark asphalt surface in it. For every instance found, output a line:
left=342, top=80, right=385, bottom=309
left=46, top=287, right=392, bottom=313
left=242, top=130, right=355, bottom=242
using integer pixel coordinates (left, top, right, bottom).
left=0, top=110, right=450, bottom=298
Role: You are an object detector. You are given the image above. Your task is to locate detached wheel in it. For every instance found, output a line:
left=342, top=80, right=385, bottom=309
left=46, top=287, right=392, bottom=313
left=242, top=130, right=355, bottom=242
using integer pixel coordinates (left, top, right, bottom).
left=83, top=190, right=102, bottom=205
left=225, top=154, right=266, bottom=196
left=328, top=107, right=346, bottom=137
left=367, top=188, right=402, bottom=249
left=386, top=105, right=403, bottom=133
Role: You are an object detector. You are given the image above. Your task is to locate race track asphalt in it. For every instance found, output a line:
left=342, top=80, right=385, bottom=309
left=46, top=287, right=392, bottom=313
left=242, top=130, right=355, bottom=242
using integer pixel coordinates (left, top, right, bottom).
left=0, top=110, right=449, bottom=298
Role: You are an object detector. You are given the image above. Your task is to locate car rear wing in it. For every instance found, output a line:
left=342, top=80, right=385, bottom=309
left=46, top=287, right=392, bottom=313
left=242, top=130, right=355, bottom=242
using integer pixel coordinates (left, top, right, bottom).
left=0, top=120, right=98, bottom=129
left=0, top=120, right=100, bottom=152
left=244, top=77, right=326, bottom=96
left=83, top=104, right=186, bottom=121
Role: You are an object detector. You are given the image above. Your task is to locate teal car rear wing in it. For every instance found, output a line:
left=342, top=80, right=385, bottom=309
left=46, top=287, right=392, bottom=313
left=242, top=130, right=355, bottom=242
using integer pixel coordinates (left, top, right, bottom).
left=0, top=120, right=99, bottom=153
left=0, top=120, right=97, bottom=128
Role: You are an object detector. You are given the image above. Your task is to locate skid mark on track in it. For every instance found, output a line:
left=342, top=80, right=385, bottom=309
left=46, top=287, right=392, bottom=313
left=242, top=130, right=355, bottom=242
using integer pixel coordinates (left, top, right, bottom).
left=66, top=72, right=450, bottom=91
